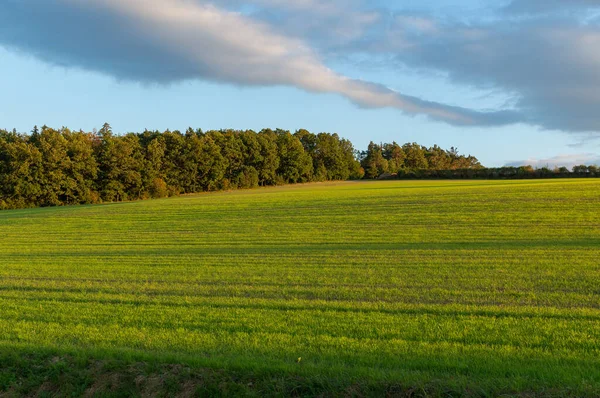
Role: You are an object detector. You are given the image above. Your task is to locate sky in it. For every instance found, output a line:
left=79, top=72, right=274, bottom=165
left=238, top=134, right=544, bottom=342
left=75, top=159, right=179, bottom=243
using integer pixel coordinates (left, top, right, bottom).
left=1, top=0, right=600, bottom=167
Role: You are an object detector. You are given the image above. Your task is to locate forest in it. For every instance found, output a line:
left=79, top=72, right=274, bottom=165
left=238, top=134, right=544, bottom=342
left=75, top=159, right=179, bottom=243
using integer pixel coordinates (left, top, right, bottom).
left=362, top=141, right=600, bottom=180
left=0, top=124, right=597, bottom=209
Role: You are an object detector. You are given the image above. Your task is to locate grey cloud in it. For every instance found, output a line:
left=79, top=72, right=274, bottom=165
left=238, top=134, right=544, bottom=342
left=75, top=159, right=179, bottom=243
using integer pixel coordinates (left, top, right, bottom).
left=0, top=0, right=518, bottom=127
left=209, top=0, right=381, bottom=50
left=371, top=14, right=600, bottom=133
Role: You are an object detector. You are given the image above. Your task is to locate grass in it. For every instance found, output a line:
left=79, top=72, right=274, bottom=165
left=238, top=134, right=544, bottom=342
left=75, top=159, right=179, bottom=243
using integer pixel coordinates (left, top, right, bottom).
left=1, top=179, right=600, bottom=396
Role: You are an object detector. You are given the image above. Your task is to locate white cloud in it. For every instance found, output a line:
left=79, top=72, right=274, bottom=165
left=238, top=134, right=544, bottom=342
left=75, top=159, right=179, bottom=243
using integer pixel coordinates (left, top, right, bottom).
left=4, top=0, right=600, bottom=135
left=505, top=153, right=600, bottom=168
left=210, top=0, right=380, bottom=45
left=372, top=16, right=600, bottom=133
left=0, top=0, right=519, bottom=127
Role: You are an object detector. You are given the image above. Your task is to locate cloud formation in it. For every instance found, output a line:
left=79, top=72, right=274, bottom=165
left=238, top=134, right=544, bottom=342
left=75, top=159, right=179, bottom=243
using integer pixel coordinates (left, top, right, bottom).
left=1, top=0, right=600, bottom=135
left=0, top=0, right=521, bottom=127
left=505, top=153, right=600, bottom=168
left=390, top=20, right=600, bottom=132
left=503, top=0, right=600, bottom=14
left=347, top=1, right=600, bottom=134
left=212, top=0, right=379, bottom=47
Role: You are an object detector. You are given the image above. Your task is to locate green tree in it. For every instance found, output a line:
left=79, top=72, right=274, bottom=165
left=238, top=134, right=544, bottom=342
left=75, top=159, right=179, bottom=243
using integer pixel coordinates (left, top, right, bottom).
left=0, top=131, right=43, bottom=208
left=64, top=129, right=99, bottom=204
left=97, top=125, right=144, bottom=202
left=403, top=143, right=428, bottom=170
left=426, top=145, right=451, bottom=171
left=362, top=142, right=388, bottom=179
left=143, top=135, right=168, bottom=198
left=276, top=130, right=313, bottom=184
left=34, top=127, right=74, bottom=206
left=196, top=134, right=227, bottom=191
left=382, top=142, right=405, bottom=173
left=257, top=130, right=280, bottom=186
left=220, top=130, right=246, bottom=189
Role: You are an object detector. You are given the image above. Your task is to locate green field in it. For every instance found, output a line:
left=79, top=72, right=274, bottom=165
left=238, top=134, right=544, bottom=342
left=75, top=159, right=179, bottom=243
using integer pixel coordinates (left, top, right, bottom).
left=1, top=180, right=600, bottom=396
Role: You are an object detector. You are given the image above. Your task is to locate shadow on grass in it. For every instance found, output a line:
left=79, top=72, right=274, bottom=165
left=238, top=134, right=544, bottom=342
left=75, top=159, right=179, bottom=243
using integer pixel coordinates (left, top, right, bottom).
left=0, top=348, right=594, bottom=398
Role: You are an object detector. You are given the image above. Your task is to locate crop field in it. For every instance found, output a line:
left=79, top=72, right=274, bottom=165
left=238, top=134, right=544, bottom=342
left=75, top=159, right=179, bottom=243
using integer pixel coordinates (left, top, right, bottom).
left=1, top=179, right=600, bottom=396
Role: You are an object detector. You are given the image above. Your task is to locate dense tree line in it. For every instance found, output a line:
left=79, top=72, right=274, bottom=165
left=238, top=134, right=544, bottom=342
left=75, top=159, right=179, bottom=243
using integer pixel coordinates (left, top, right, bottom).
left=393, top=165, right=600, bottom=180
left=1, top=128, right=597, bottom=210
left=360, top=141, right=600, bottom=180
left=359, top=142, right=482, bottom=178
left=0, top=124, right=364, bottom=209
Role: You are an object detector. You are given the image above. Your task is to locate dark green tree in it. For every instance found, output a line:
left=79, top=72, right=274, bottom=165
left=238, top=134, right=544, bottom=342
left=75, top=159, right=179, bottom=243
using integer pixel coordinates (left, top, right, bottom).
left=382, top=142, right=405, bottom=173
left=276, top=130, right=313, bottom=184
left=362, top=142, right=388, bottom=179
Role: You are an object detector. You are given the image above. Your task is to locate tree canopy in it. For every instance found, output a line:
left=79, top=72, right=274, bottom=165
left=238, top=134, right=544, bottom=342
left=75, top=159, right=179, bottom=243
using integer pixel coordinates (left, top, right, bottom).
left=0, top=127, right=596, bottom=210
left=0, top=126, right=362, bottom=209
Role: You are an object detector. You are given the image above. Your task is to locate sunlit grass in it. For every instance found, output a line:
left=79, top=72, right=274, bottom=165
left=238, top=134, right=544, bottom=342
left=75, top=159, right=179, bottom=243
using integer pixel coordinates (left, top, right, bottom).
left=1, top=179, right=600, bottom=395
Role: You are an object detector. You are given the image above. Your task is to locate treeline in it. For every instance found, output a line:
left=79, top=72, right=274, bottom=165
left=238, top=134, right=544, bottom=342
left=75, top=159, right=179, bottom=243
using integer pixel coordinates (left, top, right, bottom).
left=359, top=141, right=482, bottom=178
left=0, top=124, right=365, bottom=209
left=3, top=126, right=594, bottom=210
left=361, top=141, right=600, bottom=180
left=393, top=165, right=600, bottom=180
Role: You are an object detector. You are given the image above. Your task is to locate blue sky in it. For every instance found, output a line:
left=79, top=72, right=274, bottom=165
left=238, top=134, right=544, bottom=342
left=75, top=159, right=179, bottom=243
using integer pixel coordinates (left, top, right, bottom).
left=1, top=0, right=600, bottom=167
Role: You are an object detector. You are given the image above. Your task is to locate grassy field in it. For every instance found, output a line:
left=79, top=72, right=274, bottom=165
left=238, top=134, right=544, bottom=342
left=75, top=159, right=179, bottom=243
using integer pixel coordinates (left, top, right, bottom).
left=1, top=179, right=600, bottom=397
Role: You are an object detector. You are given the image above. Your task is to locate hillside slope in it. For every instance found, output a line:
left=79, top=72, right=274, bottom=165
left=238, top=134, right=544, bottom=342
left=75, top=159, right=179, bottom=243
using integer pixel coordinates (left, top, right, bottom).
left=1, top=180, right=600, bottom=396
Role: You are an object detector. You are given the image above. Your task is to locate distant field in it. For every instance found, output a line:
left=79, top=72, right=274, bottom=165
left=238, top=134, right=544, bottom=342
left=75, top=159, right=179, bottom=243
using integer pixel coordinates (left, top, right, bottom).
left=1, top=180, right=600, bottom=396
